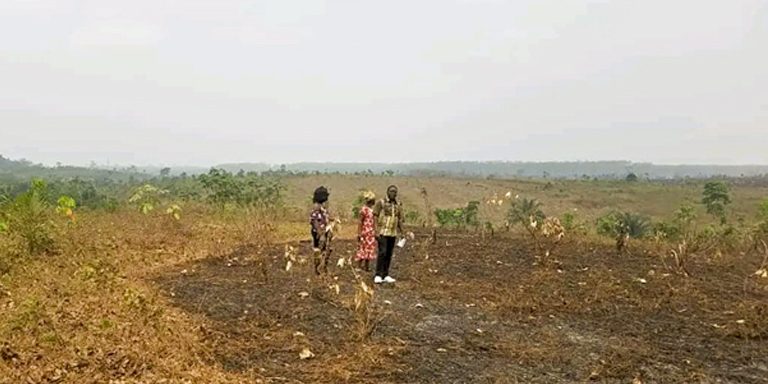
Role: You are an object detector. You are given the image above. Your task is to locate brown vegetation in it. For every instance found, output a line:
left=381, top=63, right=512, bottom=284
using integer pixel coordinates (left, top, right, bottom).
left=2, top=175, right=768, bottom=383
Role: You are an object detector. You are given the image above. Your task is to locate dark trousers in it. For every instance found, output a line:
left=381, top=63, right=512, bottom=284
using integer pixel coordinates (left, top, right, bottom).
left=311, top=227, right=320, bottom=248
left=375, top=236, right=396, bottom=277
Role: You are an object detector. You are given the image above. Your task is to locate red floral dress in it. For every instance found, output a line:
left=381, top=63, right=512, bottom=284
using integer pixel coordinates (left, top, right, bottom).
left=355, top=205, right=377, bottom=261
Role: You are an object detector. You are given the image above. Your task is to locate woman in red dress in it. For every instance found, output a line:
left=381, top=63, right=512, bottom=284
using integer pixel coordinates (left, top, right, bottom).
left=355, top=191, right=377, bottom=271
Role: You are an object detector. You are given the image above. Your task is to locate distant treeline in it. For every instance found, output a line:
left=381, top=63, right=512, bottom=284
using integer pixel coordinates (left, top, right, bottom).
left=3, top=155, right=768, bottom=182
left=216, top=161, right=768, bottom=180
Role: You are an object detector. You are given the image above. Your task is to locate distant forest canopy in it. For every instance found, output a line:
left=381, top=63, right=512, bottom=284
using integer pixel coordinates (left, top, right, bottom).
left=216, top=161, right=768, bottom=180
left=2, top=154, right=768, bottom=181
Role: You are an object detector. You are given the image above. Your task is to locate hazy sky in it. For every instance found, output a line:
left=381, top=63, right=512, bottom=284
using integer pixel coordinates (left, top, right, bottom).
left=1, top=0, right=766, bottom=166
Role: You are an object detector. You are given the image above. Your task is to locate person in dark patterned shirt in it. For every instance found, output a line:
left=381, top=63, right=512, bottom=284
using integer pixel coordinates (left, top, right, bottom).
left=310, top=186, right=331, bottom=274
left=373, top=185, right=404, bottom=284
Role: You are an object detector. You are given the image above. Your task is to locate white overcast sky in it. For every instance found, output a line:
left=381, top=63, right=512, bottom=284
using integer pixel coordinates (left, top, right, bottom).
left=0, top=0, right=766, bottom=166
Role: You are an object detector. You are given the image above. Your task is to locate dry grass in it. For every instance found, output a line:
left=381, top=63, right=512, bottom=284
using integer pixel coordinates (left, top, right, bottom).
left=2, top=176, right=768, bottom=383
left=0, top=208, right=274, bottom=383
left=282, top=174, right=768, bottom=225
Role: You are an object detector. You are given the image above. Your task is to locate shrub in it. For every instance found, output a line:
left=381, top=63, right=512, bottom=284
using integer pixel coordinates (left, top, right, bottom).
left=55, top=195, right=77, bottom=222
left=0, top=194, right=7, bottom=233
left=757, top=198, right=768, bottom=235
left=102, top=197, right=120, bottom=212
left=165, top=204, right=182, bottom=221
left=198, top=168, right=284, bottom=209
left=653, top=221, right=680, bottom=241
left=596, top=211, right=651, bottom=239
left=129, top=184, right=169, bottom=214
left=434, top=208, right=456, bottom=227
left=1, top=179, right=57, bottom=255
left=702, top=181, right=731, bottom=224
left=434, top=201, right=481, bottom=228
left=465, top=201, right=480, bottom=228
left=49, top=178, right=108, bottom=209
left=675, top=203, right=697, bottom=226
left=596, top=212, right=619, bottom=237
left=508, top=198, right=545, bottom=229
left=651, top=203, right=698, bottom=242
left=405, top=210, right=421, bottom=225
left=508, top=198, right=546, bottom=246
left=561, top=212, right=575, bottom=230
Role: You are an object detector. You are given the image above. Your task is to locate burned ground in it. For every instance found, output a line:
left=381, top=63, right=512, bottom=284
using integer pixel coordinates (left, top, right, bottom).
left=156, top=231, right=768, bottom=383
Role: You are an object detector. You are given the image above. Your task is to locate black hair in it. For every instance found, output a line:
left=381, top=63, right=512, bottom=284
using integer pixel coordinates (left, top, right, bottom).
left=313, top=186, right=329, bottom=204
left=386, top=185, right=398, bottom=202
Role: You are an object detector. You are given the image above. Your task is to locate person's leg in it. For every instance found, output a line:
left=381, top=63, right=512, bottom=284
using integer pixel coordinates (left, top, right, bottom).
left=355, top=242, right=364, bottom=270
left=311, top=228, right=320, bottom=249
left=323, top=248, right=331, bottom=274
left=311, top=228, right=321, bottom=274
left=382, top=236, right=395, bottom=277
left=320, top=233, right=331, bottom=274
left=375, top=237, right=387, bottom=277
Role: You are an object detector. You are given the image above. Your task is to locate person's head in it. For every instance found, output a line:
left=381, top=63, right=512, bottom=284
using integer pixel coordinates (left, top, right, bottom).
left=313, top=186, right=329, bottom=204
left=386, top=185, right=398, bottom=201
left=362, top=190, right=376, bottom=206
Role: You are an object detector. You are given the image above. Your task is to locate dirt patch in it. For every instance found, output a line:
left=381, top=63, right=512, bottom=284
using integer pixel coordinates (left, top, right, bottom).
left=154, top=231, right=768, bottom=383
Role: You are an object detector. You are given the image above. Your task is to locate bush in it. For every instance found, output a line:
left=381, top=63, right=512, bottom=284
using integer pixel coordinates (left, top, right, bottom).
left=434, top=208, right=456, bottom=227
left=561, top=212, right=575, bottom=230
left=434, top=201, right=481, bottom=228
left=757, top=198, right=768, bottom=235
left=650, top=203, right=698, bottom=242
left=702, top=181, right=731, bottom=224
left=674, top=203, right=697, bottom=232
left=508, top=198, right=545, bottom=229
left=48, top=178, right=109, bottom=209
left=596, top=212, right=619, bottom=237
left=198, top=168, right=284, bottom=209
left=405, top=210, right=421, bottom=225
left=129, top=184, right=169, bottom=214
left=1, top=179, right=57, bottom=255
left=102, top=197, right=120, bottom=212
left=596, top=211, right=651, bottom=239
left=620, top=212, right=652, bottom=238
left=465, top=201, right=480, bottom=227
left=508, top=198, right=547, bottom=246
left=434, top=208, right=465, bottom=228
left=56, top=196, right=76, bottom=221
left=438, top=201, right=480, bottom=228
left=653, top=221, right=680, bottom=240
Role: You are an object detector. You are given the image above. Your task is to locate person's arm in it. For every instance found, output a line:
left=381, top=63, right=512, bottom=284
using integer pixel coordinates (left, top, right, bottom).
left=371, top=210, right=379, bottom=236
left=309, top=205, right=316, bottom=225
left=372, top=200, right=382, bottom=238
left=357, top=210, right=364, bottom=241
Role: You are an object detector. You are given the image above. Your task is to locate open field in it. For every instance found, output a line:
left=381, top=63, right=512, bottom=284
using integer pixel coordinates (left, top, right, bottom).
left=282, top=175, right=768, bottom=224
left=158, top=231, right=768, bottom=383
left=2, top=175, right=768, bottom=383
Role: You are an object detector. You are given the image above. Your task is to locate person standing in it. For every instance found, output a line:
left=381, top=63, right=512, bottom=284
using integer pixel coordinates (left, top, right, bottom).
left=355, top=191, right=377, bottom=272
left=309, top=186, right=331, bottom=274
left=373, top=185, right=404, bottom=284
